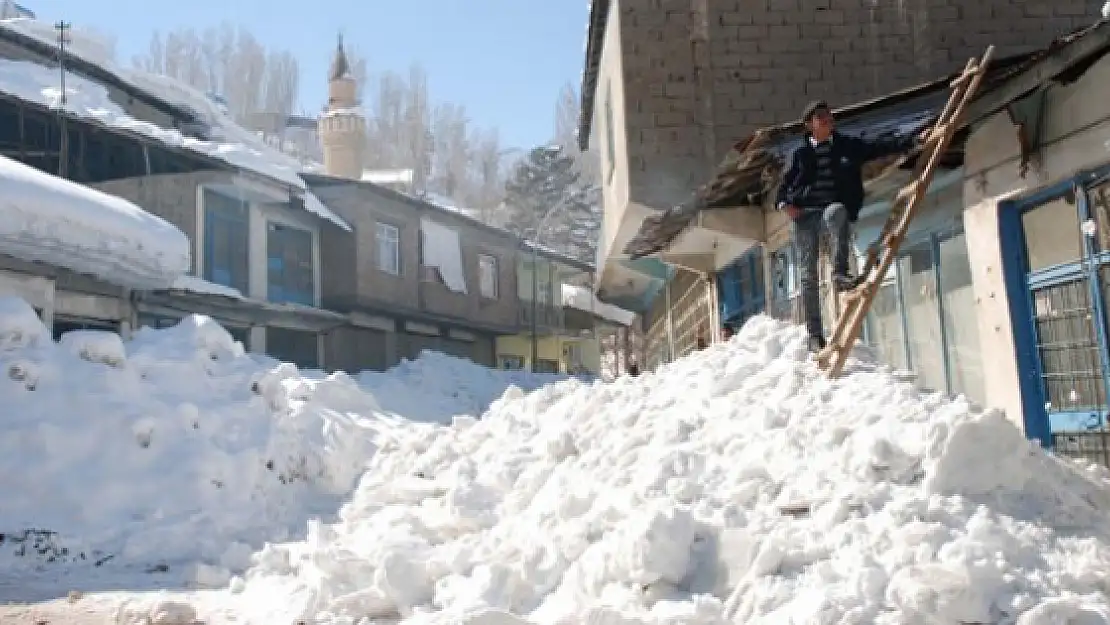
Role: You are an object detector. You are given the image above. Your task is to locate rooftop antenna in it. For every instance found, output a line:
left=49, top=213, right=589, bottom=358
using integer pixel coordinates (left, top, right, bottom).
left=54, top=21, right=71, bottom=178
left=54, top=21, right=69, bottom=106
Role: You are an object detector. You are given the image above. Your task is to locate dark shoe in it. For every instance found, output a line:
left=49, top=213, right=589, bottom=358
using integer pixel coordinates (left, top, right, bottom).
left=832, top=273, right=862, bottom=293
left=807, top=335, right=826, bottom=353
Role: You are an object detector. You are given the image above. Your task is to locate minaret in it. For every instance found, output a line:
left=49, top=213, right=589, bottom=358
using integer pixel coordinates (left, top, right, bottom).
left=318, top=34, right=366, bottom=180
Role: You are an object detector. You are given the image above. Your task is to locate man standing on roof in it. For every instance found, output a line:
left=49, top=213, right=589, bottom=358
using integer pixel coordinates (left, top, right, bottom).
left=776, top=100, right=922, bottom=353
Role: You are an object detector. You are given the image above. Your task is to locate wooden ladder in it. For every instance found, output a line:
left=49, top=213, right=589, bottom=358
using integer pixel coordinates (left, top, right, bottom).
left=816, top=46, right=995, bottom=378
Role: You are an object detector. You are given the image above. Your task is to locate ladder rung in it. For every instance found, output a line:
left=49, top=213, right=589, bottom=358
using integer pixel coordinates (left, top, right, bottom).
left=925, top=122, right=953, bottom=145
left=949, top=70, right=975, bottom=88
left=893, top=181, right=922, bottom=206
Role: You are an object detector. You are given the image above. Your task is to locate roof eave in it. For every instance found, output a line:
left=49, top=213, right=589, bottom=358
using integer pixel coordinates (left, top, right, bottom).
left=577, top=0, right=611, bottom=152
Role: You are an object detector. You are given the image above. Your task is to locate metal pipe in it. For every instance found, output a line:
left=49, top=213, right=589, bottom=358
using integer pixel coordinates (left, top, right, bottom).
left=530, top=240, right=539, bottom=371
left=527, top=197, right=571, bottom=372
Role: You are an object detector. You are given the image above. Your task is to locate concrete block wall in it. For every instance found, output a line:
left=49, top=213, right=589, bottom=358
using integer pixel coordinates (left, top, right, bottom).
left=617, top=0, right=1104, bottom=211
left=92, top=171, right=226, bottom=275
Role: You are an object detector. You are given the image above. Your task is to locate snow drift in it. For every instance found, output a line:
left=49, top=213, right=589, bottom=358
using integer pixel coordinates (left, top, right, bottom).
left=226, top=315, right=1110, bottom=625
left=0, top=154, right=190, bottom=290
left=0, top=296, right=563, bottom=589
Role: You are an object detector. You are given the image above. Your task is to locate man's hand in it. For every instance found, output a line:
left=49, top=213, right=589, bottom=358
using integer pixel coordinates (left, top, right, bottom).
left=783, top=204, right=802, bottom=220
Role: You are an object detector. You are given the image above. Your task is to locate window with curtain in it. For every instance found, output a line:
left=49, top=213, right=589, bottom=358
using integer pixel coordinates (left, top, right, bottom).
left=937, top=227, right=985, bottom=404
left=898, top=241, right=946, bottom=392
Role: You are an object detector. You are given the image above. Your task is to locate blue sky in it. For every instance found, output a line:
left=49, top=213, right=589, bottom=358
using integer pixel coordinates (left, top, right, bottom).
left=38, top=0, right=589, bottom=149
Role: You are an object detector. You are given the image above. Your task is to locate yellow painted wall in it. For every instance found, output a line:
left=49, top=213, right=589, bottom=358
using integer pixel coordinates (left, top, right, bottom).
left=495, top=334, right=601, bottom=375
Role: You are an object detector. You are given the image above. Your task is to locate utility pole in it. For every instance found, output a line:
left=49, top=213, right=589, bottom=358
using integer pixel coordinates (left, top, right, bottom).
left=54, top=21, right=70, bottom=179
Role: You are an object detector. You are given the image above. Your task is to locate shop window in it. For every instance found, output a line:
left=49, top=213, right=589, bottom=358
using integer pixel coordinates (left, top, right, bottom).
left=898, top=241, right=946, bottom=392
left=865, top=263, right=908, bottom=370
left=267, top=327, right=318, bottom=369
left=937, top=227, right=985, bottom=404
left=535, top=358, right=560, bottom=373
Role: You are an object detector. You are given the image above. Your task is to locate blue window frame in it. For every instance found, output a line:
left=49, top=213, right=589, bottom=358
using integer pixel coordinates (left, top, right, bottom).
left=717, top=246, right=766, bottom=329
left=267, top=222, right=315, bottom=306
left=997, top=165, right=1110, bottom=451
left=202, top=189, right=250, bottom=294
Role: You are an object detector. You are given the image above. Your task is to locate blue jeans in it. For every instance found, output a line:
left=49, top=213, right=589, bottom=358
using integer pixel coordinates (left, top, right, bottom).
left=792, top=202, right=851, bottom=338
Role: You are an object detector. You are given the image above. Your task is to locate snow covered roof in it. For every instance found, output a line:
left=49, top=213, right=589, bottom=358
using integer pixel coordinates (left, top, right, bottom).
left=0, top=154, right=190, bottom=290
left=561, top=283, right=634, bottom=326
left=360, top=168, right=414, bottom=185
left=0, top=18, right=350, bottom=232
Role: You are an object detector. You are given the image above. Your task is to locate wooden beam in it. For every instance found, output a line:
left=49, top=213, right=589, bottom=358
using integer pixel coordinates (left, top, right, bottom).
left=659, top=252, right=715, bottom=274
left=696, top=206, right=765, bottom=242
left=961, top=23, right=1110, bottom=129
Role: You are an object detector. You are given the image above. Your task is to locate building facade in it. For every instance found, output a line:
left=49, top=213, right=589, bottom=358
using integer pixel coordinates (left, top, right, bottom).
left=618, top=18, right=1110, bottom=467
left=580, top=0, right=1104, bottom=372
left=0, top=20, right=634, bottom=374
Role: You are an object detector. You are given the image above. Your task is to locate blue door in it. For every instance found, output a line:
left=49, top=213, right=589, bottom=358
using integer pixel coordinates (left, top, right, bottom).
left=1003, top=175, right=1110, bottom=461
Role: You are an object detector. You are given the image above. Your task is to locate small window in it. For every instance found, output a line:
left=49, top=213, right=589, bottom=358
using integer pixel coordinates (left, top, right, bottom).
left=376, top=222, right=400, bottom=275
left=499, top=355, right=524, bottom=370
left=478, top=254, right=498, bottom=299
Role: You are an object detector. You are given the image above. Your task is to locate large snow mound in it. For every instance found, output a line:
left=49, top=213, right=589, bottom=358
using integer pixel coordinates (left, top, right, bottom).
left=0, top=297, right=561, bottom=589
left=229, top=315, right=1110, bottom=625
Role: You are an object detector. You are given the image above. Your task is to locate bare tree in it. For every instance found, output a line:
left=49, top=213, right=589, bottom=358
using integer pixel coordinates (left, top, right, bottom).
left=134, top=24, right=511, bottom=221
left=554, top=82, right=600, bottom=185
left=133, top=22, right=301, bottom=132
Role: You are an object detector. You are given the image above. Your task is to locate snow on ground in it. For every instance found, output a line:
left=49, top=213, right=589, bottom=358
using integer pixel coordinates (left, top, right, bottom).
left=0, top=154, right=190, bottom=290
left=221, top=315, right=1110, bottom=624
left=8, top=308, right=1110, bottom=624
left=0, top=296, right=563, bottom=602
left=0, top=18, right=349, bottom=230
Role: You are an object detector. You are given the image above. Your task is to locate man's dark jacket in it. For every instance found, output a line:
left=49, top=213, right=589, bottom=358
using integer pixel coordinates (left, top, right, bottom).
left=775, top=130, right=919, bottom=222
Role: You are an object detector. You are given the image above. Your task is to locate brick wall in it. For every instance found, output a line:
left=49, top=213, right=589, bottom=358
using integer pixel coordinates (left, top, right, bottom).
left=617, top=0, right=1103, bottom=209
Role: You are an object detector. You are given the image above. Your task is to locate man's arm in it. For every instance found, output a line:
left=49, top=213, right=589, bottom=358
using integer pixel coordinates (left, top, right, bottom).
left=776, top=146, right=803, bottom=211
left=850, top=131, right=920, bottom=163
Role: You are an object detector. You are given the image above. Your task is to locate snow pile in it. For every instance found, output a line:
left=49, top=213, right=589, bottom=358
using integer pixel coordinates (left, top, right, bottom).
left=0, top=154, right=190, bottom=289
left=230, top=315, right=1110, bottom=625
left=359, top=350, right=572, bottom=424
left=0, top=298, right=451, bottom=586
